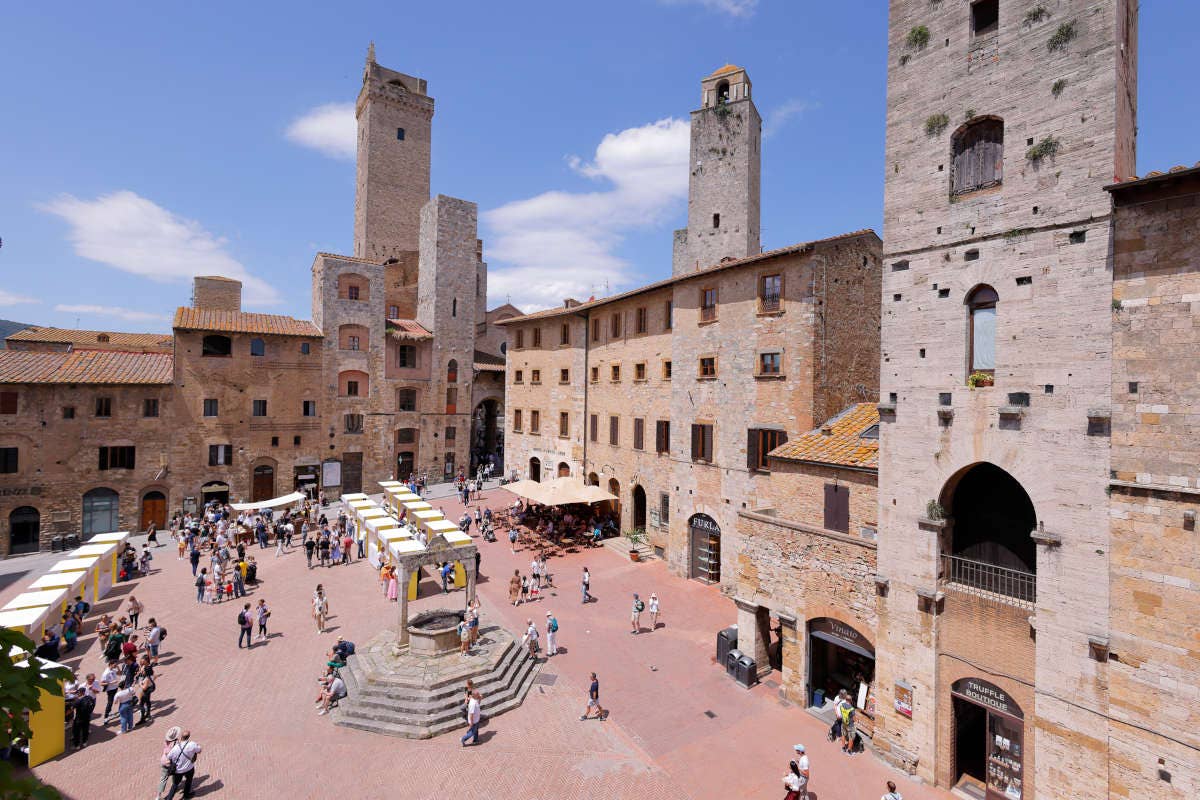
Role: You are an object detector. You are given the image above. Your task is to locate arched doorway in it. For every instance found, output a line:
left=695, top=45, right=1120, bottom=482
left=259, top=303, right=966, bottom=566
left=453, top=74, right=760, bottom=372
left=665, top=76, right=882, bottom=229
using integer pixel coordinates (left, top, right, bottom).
left=252, top=466, right=275, bottom=502
left=529, top=457, right=541, bottom=482
left=557, top=462, right=571, bottom=478
left=202, top=481, right=230, bottom=505
left=631, top=485, right=647, bottom=529
left=587, top=472, right=599, bottom=486
left=82, top=488, right=119, bottom=540
left=940, top=462, right=1037, bottom=602
left=397, top=451, right=415, bottom=481
left=806, top=617, right=876, bottom=719
left=140, top=491, right=167, bottom=531
left=688, top=513, right=721, bottom=583
left=8, top=507, right=40, bottom=554
left=471, top=398, right=501, bottom=472
left=607, top=478, right=621, bottom=524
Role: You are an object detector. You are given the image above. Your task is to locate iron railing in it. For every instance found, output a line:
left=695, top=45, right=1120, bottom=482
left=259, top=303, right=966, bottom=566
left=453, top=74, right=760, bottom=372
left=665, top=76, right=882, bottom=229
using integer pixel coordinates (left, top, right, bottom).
left=940, top=554, right=1036, bottom=607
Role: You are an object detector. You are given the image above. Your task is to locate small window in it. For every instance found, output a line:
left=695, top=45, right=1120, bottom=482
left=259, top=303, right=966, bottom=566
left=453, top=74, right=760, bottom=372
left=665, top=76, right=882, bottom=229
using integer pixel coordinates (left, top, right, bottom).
left=208, top=444, right=232, bottom=467
left=348, top=285, right=360, bottom=300
left=530, top=369, right=541, bottom=385
left=532, top=328, right=541, bottom=347
left=444, top=426, right=456, bottom=441
left=347, top=335, right=360, bottom=351
left=397, top=127, right=406, bottom=140
left=664, top=300, right=673, bottom=331
left=758, top=352, right=781, bottom=375
left=560, top=323, right=570, bottom=345
left=690, top=423, right=714, bottom=462
left=967, top=284, right=999, bottom=374
left=96, top=334, right=110, bottom=343
left=203, top=399, right=218, bottom=417
left=95, top=397, right=112, bottom=418
left=99, top=445, right=136, bottom=471
left=300, top=342, right=311, bottom=355
left=824, top=483, right=850, bottom=533
left=530, top=410, right=540, bottom=434
left=397, top=388, right=417, bottom=411
left=591, top=366, right=599, bottom=383
left=759, top=274, right=782, bottom=312
left=514, top=370, right=524, bottom=384
left=591, top=319, right=601, bottom=343
left=635, top=307, right=647, bottom=334
left=293, top=436, right=301, bottom=447
left=660, top=492, right=670, bottom=523
left=271, top=436, right=279, bottom=447
left=397, top=345, right=417, bottom=368
left=633, top=418, right=645, bottom=450
left=0, top=392, right=18, bottom=415
left=252, top=399, right=267, bottom=417
left=608, top=415, right=619, bottom=446
left=1070, top=230, right=1087, bottom=244
left=971, top=0, right=999, bottom=38
left=445, top=387, right=458, bottom=413
left=513, top=410, right=523, bottom=432
left=700, top=288, right=718, bottom=322
left=250, top=338, right=266, bottom=357
left=748, top=428, right=786, bottom=472
left=610, top=365, right=620, bottom=382
left=303, top=400, right=317, bottom=417
left=397, top=428, right=417, bottom=444
left=388, top=305, right=400, bottom=318
left=655, top=420, right=671, bottom=454
left=143, top=399, right=159, bottom=418
left=713, top=213, right=720, bottom=229
left=610, top=314, right=621, bottom=338
left=0, top=447, right=18, bottom=474
left=500, top=342, right=507, bottom=355
left=589, top=414, right=598, bottom=443
left=559, top=412, right=569, bottom=437
left=861, top=424, right=880, bottom=440
left=951, top=118, right=1004, bottom=196
left=62, top=406, right=76, bottom=420
left=699, top=357, right=717, bottom=378
left=560, top=368, right=570, bottom=384
left=447, top=359, right=458, bottom=383
left=345, top=414, right=364, bottom=434
left=635, top=363, right=646, bottom=381
left=201, top=335, right=232, bottom=357
left=515, top=330, right=525, bottom=349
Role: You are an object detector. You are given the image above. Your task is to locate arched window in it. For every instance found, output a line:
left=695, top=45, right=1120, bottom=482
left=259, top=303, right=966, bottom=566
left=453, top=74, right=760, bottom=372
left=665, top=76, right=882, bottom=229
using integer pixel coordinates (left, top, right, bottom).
left=338, top=370, right=369, bottom=398
left=82, top=487, right=119, bottom=539
left=966, top=285, right=998, bottom=374
left=202, top=335, right=232, bottom=357
left=716, top=80, right=730, bottom=104
left=338, top=324, right=368, bottom=351
left=447, top=359, right=458, bottom=383
left=9, top=507, right=40, bottom=554
left=249, top=337, right=265, bottom=357
left=951, top=117, right=1003, bottom=196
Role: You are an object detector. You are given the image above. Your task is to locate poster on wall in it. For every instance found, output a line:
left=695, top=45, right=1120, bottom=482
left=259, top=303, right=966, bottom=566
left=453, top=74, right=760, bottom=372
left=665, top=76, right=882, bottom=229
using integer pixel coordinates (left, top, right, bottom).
left=894, top=681, right=913, bottom=718
left=322, top=460, right=342, bottom=488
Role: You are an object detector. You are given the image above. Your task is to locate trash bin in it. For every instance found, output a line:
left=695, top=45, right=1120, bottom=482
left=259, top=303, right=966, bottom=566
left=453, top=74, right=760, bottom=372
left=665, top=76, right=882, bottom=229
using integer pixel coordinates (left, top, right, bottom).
left=716, top=625, right=738, bottom=666
left=735, top=655, right=758, bottom=688
left=813, top=688, right=825, bottom=708
left=65, top=534, right=80, bottom=549
left=50, top=535, right=64, bottom=552
left=726, top=648, right=743, bottom=677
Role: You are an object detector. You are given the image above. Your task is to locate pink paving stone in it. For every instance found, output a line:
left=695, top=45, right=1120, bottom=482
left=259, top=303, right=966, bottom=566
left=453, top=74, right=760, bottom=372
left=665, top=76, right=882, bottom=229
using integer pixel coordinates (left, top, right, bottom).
left=13, top=488, right=953, bottom=800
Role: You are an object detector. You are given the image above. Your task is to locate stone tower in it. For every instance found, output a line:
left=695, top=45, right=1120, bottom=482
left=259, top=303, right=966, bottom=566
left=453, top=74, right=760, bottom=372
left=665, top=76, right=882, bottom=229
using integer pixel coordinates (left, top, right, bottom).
left=672, top=65, right=761, bottom=276
left=353, top=45, right=434, bottom=263
left=873, top=1, right=1136, bottom=798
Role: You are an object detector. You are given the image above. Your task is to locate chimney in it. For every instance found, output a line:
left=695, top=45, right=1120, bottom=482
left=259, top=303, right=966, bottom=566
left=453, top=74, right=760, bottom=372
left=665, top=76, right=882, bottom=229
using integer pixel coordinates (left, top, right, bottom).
left=192, top=276, right=243, bottom=312
left=820, top=424, right=833, bottom=436
left=563, top=298, right=581, bottom=309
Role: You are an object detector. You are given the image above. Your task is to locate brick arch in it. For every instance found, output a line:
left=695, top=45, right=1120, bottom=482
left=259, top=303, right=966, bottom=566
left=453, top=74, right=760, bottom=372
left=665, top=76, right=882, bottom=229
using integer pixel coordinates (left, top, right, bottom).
left=338, top=324, right=369, bottom=351
left=338, top=370, right=369, bottom=398
left=337, top=272, right=370, bottom=301
left=801, top=605, right=876, bottom=652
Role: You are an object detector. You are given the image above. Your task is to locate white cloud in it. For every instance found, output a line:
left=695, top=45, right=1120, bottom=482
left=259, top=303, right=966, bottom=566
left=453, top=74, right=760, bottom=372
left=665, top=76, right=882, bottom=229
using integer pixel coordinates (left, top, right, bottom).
left=0, top=290, right=38, bottom=307
left=54, top=304, right=167, bottom=324
left=484, top=117, right=690, bottom=310
left=659, top=0, right=758, bottom=17
left=40, top=191, right=279, bottom=305
left=286, top=102, right=356, bottom=161
left=763, top=99, right=812, bottom=139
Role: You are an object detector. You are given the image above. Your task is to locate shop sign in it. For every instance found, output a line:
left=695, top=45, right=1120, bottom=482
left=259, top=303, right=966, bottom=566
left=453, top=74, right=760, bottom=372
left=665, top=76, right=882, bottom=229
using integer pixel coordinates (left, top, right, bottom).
left=321, top=460, right=341, bottom=487
left=0, top=486, right=42, bottom=497
left=951, top=677, right=1023, bottom=719
left=688, top=513, right=720, bottom=533
left=810, top=617, right=875, bottom=656
left=894, top=681, right=913, bottom=718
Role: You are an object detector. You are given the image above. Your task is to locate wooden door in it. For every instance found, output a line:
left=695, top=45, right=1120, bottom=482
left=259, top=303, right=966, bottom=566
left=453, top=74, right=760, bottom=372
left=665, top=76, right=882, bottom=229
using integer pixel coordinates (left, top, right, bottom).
left=252, top=467, right=275, bottom=502
left=140, top=492, right=166, bottom=531
left=342, top=452, right=363, bottom=494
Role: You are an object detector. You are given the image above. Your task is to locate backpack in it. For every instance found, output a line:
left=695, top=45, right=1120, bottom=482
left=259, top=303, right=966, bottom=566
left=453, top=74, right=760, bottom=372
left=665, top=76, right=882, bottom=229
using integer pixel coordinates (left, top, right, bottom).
left=635, top=600, right=645, bottom=613
left=237, top=611, right=247, bottom=627
left=79, top=601, right=91, bottom=615
left=158, top=627, right=168, bottom=641
left=195, top=575, right=205, bottom=588
left=548, top=618, right=558, bottom=633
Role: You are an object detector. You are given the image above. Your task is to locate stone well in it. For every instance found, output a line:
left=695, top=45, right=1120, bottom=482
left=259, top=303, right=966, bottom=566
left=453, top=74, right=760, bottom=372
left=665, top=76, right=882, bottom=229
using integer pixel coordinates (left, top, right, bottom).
left=406, top=609, right=465, bottom=656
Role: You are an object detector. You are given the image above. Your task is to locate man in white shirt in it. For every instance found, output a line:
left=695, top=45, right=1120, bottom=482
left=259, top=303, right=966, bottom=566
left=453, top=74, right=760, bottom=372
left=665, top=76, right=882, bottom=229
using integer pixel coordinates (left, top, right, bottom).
left=163, top=730, right=202, bottom=799
left=793, top=743, right=810, bottom=799
left=460, top=690, right=482, bottom=746
left=317, top=675, right=346, bottom=715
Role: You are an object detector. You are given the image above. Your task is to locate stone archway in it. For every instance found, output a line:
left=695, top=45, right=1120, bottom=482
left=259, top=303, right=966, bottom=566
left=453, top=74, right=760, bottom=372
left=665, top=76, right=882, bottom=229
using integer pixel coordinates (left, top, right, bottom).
left=529, top=457, right=541, bottom=482
left=471, top=397, right=502, bottom=473
left=140, top=490, right=167, bottom=531
left=631, top=485, right=647, bottom=529
left=8, top=507, right=40, bottom=555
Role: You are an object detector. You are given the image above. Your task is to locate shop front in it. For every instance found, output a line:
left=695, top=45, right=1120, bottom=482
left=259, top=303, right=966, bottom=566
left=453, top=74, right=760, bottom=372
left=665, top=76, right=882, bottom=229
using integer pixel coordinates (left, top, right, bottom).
left=951, top=677, right=1024, bottom=800
left=200, top=481, right=229, bottom=505
left=294, top=466, right=319, bottom=498
left=688, top=513, right=721, bottom=583
left=807, top=617, right=876, bottom=736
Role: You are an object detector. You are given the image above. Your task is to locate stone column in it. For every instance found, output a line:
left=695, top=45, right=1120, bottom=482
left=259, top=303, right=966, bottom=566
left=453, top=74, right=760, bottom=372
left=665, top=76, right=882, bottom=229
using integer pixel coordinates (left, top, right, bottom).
left=734, top=598, right=771, bottom=674
left=398, top=563, right=410, bottom=646
left=777, top=612, right=803, bottom=705
left=465, top=559, right=477, bottom=606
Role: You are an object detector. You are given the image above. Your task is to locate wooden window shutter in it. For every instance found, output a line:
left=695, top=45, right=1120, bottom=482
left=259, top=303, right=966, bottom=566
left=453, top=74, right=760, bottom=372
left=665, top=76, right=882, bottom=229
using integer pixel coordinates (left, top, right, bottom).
left=691, top=424, right=701, bottom=460
left=703, top=425, right=713, bottom=461
left=747, top=429, right=760, bottom=471
left=0, top=392, right=17, bottom=414
left=824, top=484, right=850, bottom=533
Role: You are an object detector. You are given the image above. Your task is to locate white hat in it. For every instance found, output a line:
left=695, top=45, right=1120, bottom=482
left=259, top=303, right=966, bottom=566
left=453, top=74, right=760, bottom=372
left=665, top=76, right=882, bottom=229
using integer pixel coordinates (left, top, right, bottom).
left=546, top=611, right=553, bottom=616
left=793, top=743, right=805, bottom=753
left=166, top=726, right=182, bottom=742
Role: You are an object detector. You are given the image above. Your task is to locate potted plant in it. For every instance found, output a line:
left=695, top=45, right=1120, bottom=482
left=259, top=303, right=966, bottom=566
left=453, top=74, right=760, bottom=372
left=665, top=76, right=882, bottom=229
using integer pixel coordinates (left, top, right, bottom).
left=625, top=528, right=648, bottom=562
left=967, top=371, right=994, bottom=389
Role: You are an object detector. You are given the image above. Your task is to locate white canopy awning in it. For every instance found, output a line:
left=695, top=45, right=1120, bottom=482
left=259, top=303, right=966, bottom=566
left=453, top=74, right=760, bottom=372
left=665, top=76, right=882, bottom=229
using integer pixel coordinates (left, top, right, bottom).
left=506, top=477, right=617, bottom=507
left=230, top=491, right=306, bottom=511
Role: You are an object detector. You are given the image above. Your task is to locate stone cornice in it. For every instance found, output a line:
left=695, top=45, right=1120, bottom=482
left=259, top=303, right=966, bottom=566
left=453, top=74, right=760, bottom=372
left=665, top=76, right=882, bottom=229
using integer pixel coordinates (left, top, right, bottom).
left=737, top=509, right=877, bottom=551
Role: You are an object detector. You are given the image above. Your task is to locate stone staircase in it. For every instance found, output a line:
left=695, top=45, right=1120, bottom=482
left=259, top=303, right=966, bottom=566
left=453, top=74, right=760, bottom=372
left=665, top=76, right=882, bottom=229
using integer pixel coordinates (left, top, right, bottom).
left=333, top=625, right=540, bottom=739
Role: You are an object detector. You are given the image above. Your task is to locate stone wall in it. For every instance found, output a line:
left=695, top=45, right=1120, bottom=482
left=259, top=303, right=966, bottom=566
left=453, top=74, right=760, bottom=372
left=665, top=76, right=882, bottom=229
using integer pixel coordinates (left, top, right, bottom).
left=192, top=276, right=242, bottom=312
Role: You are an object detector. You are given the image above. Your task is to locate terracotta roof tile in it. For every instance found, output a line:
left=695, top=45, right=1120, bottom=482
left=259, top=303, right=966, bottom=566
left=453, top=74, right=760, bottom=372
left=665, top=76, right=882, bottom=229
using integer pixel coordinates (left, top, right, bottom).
left=1106, top=162, right=1200, bottom=191
left=386, top=319, right=433, bottom=341
left=173, top=308, right=321, bottom=338
left=0, top=349, right=174, bottom=385
left=6, top=326, right=173, bottom=352
left=769, top=402, right=879, bottom=470
left=473, top=350, right=505, bottom=371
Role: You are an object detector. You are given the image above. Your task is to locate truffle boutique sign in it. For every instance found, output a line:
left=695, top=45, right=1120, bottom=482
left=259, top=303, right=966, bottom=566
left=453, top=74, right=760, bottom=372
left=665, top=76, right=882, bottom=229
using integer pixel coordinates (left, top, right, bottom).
left=951, top=677, right=1023, bottom=719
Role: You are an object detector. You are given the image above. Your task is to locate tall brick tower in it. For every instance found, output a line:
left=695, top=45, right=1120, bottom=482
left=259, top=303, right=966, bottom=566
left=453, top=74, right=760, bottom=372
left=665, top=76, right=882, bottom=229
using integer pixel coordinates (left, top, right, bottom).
left=353, top=43, right=434, bottom=263
left=672, top=65, right=761, bottom=276
left=873, top=2, right=1136, bottom=798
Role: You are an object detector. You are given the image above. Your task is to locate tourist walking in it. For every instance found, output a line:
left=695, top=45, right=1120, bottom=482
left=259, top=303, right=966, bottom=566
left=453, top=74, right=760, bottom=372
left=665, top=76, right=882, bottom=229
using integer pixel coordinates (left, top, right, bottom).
left=545, top=611, right=558, bottom=656
left=648, top=592, right=661, bottom=630
left=305, top=536, right=316, bottom=568
left=793, top=744, right=811, bottom=799
left=156, top=727, right=180, bottom=800
left=127, top=596, right=142, bottom=629
left=189, top=546, right=201, bottom=576
left=114, top=683, right=136, bottom=734
left=313, top=585, right=329, bottom=633
left=458, top=616, right=471, bottom=656
left=508, top=526, right=519, bottom=554
left=580, top=672, right=606, bottom=720
left=460, top=690, right=481, bottom=746
left=100, top=661, right=120, bottom=721
left=162, top=730, right=202, bottom=800
left=881, top=780, right=903, bottom=800
left=521, top=619, right=539, bottom=658
left=530, top=558, right=541, bottom=588
left=386, top=566, right=398, bottom=602
left=631, top=593, right=645, bottom=634
left=440, top=561, right=453, bottom=594
left=783, top=760, right=804, bottom=800
left=232, top=564, right=246, bottom=598
left=836, top=690, right=856, bottom=752
left=237, top=603, right=253, bottom=648
left=581, top=567, right=591, bottom=603
left=508, top=570, right=522, bottom=606
left=256, top=599, right=270, bottom=640
left=194, top=568, right=207, bottom=603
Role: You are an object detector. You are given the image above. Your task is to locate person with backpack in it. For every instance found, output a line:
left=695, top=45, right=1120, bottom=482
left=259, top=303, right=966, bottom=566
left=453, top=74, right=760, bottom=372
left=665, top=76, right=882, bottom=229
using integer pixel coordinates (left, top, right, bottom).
left=631, top=593, right=645, bottom=634
left=304, top=536, right=316, bottom=568
left=146, top=618, right=165, bottom=659
left=880, top=780, right=903, bottom=800
left=70, top=685, right=95, bottom=749
left=237, top=603, right=253, bottom=649
left=545, top=612, right=559, bottom=656
left=162, top=729, right=202, bottom=800
left=836, top=690, right=856, bottom=753
left=156, top=727, right=181, bottom=800
left=194, top=568, right=207, bottom=603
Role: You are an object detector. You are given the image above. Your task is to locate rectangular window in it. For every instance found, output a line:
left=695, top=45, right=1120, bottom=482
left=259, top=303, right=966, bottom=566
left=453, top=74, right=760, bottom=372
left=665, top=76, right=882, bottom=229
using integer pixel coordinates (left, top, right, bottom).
left=388, top=305, right=399, bottom=318
left=971, top=306, right=997, bottom=372
left=300, top=342, right=311, bottom=355
left=636, top=307, right=647, bottom=334
left=208, top=444, right=232, bottom=466
left=758, top=352, right=781, bottom=375
left=748, top=428, right=786, bottom=472
left=700, top=288, right=718, bottom=322
left=293, top=436, right=301, bottom=447
left=824, top=483, right=850, bottom=533
left=0, top=392, right=16, bottom=414
left=446, top=387, right=458, bottom=413
left=347, top=285, right=360, bottom=300
left=250, top=338, right=265, bottom=357
left=252, top=400, right=267, bottom=417
left=397, top=345, right=417, bottom=368
left=513, top=410, right=523, bottom=432
left=143, top=398, right=159, bottom=418
left=515, top=330, right=525, bottom=349
left=611, top=364, right=620, bottom=382
left=303, top=400, right=317, bottom=417
left=655, top=420, right=670, bottom=454
left=663, top=360, right=672, bottom=380
left=560, top=368, right=570, bottom=384
left=660, top=492, right=670, bottom=524
left=62, top=406, right=76, bottom=420
left=609, top=415, right=619, bottom=446
left=0, top=447, right=17, bottom=474
left=635, top=362, right=646, bottom=381
left=345, top=414, right=364, bottom=434
left=203, top=399, right=219, bottom=417
left=271, top=436, right=279, bottom=447
left=610, top=313, right=621, bottom=338
left=559, top=412, right=569, bottom=437
left=445, top=426, right=456, bottom=441
left=530, top=410, right=540, bottom=434
left=532, top=328, right=542, bottom=347
left=589, top=414, right=598, bottom=442
left=560, top=323, right=570, bottom=345
left=712, top=212, right=720, bottom=229
left=971, top=0, right=999, bottom=37
left=98, top=446, right=136, bottom=471
left=396, top=127, right=406, bottom=140
left=633, top=418, right=645, bottom=450
left=346, top=381, right=360, bottom=397
left=759, top=274, right=782, bottom=312
left=397, top=389, right=417, bottom=411
left=699, top=357, right=717, bottom=378
left=514, top=370, right=524, bottom=384
left=348, top=335, right=360, bottom=351
left=530, top=369, right=541, bottom=385
left=664, top=300, right=673, bottom=330
left=690, top=423, right=714, bottom=462
left=95, top=397, right=112, bottom=418
left=590, top=366, right=599, bottom=383
left=591, top=319, right=601, bottom=343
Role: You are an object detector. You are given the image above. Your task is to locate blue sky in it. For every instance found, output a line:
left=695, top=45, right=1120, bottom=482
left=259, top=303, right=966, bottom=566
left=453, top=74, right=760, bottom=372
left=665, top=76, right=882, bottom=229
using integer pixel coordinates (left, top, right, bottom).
left=1, top=0, right=1196, bottom=330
